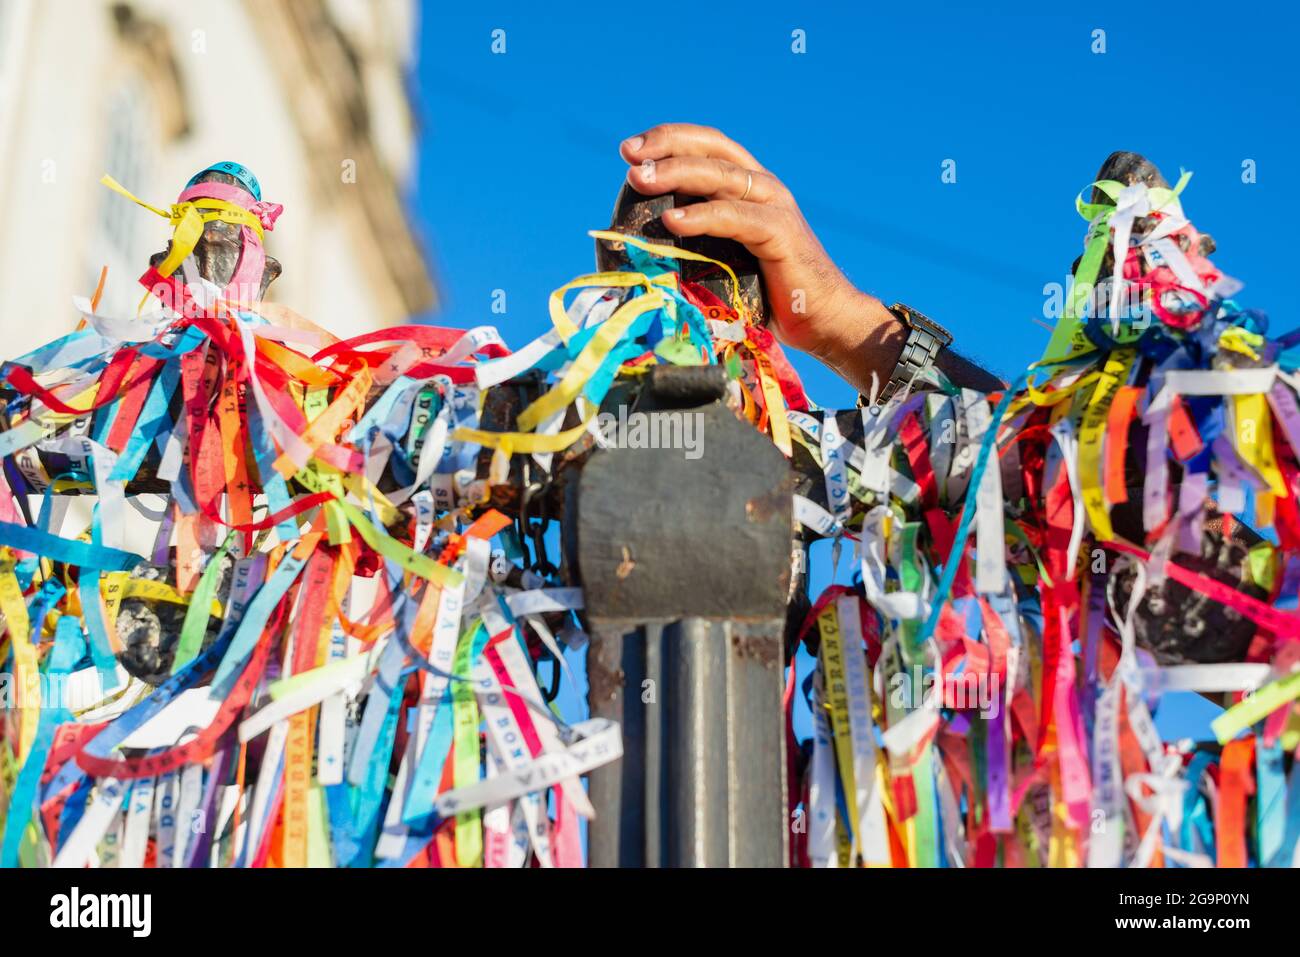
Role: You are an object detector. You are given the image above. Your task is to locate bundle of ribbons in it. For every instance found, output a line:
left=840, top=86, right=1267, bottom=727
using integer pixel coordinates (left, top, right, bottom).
left=4, top=161, right=1298, bottom=870
left=0, top=166, right=806, bottom=867
left=787, top=173, right=1300, bottom=868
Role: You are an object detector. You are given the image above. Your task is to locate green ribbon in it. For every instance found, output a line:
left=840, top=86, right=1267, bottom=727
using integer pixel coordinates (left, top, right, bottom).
left=171, top=530, right=238, bottom=674
left=1039, top=172, right=1192, bottom=367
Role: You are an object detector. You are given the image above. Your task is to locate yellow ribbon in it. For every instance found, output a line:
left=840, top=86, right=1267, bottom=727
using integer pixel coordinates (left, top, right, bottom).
left=749, top=338, right=793, bottom=456
left=1078, top=349, right=1135, bottom=542
left=1212, top=668, right=1300, bottom=743
left=816, top=604, right=860, bottom=851
left=516, top=287, right=666, bottom=432
left=547, top=270, right=671, bottom=344
left=1232, top=393, right=1288, bottom=497
left=100, top=174, right=265, bottom=279
left=337, top=501, right=463, bottom=587
left=1220, top=327, right=1264, bottom=362
left=589, top=229, right=745, bottom=318
left=454, top=412, right=596, bottom=457
left=119, top=578, right=225, bottom=617
left=0, top=550, right=38, bottom=760
left=1005, top=369, right=1104, bottom=418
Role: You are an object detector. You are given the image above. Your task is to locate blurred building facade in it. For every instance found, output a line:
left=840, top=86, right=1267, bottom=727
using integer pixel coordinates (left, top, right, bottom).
left=0, top=0, right=435, bottom=356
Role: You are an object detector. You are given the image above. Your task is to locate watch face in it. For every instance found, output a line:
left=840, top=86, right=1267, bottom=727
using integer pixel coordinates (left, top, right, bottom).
left=894, top=303, right=953, bottom=346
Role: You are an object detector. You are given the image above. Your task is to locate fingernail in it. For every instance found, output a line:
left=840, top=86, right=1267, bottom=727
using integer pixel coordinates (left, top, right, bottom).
left=666, top=208, right=686, bottom=220
left=623, top=135, right=644, bottom=152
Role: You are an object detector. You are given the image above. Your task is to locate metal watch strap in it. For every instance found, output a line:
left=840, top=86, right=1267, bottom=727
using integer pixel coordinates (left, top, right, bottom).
left=868, top=303, right=952, bottom=407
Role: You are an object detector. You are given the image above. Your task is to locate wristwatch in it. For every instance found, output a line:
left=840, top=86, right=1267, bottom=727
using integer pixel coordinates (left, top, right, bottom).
left=865, top=302, right=953, bottom=408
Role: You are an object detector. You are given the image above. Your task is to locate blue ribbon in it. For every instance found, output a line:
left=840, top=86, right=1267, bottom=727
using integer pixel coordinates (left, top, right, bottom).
left=915, top=372, right=1030, bottom=647
left=0, top=520, right=143, bottom=570
left=0, top=615, right=85, bottom=866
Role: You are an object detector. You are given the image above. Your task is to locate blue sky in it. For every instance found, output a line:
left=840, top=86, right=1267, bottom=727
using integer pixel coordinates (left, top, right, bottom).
left=408, top=2, right=1298, bottom=739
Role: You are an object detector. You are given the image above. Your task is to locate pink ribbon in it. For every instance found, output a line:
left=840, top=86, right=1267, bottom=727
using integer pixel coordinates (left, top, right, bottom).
left=176, top=181, right=281, bottom=303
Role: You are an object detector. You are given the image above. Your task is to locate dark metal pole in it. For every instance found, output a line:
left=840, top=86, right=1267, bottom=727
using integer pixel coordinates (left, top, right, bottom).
left=576, top=366, right=792, bottom=867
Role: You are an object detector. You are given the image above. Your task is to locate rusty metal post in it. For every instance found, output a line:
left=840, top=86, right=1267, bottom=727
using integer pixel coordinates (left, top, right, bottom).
left=659, top=618, right=787, bottom=866
left=573, top=365, right=792, bottom=867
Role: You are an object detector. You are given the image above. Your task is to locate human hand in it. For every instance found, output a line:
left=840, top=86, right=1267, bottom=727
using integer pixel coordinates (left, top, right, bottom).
left=620, top=123, right=895, bottom=380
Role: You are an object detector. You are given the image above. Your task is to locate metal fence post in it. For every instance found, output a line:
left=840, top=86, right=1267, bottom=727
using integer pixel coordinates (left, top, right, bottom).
left=575, top=366, right=792, bottom=867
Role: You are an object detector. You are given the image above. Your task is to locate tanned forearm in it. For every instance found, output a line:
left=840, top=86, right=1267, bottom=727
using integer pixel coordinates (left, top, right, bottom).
left=813, top=289, right=1005, bottom=400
